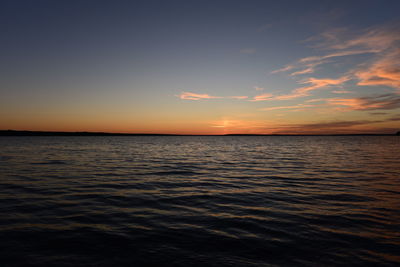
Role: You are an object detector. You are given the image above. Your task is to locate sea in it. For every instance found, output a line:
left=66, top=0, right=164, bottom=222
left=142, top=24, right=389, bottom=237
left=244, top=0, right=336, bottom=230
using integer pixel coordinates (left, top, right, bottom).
left=0, top=136, right=399, bottom=266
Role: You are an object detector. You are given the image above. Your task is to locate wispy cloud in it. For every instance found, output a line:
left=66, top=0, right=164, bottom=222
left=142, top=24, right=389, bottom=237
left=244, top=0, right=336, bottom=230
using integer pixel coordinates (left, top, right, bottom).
left=178, top=92, right=220, bottom=100
left=327, top=94, right=400, bottom=111
left=251, top=76, right=349, bottom=101
left=260, top=104, right=316, bottom=111
left=273, top=76, right=350, bottom=100
left=369, top=112, right=388, bottom=116
left=270, top=65, right=295, bottom=74
left=259, top=93, right=400, bottom=112
left=355, top=48, right=400, bottom=91
left=298, top=48, right=379, bottom=63
left=178, top=92, right=248, bottom=101
left=229, top=96, right=248, bottom=100
left=328, top=25, right=400, bottom=51
left=251, top=93, right=274, bottom=101
left=271, top=116, right=400, bottom=134
left=289, top=65, right=318, bottom=76
left=332, top=90, right=352, bottom=94
left=254, top=86, right=264, bottom=91
left=271, top=23, right=400, bottom=97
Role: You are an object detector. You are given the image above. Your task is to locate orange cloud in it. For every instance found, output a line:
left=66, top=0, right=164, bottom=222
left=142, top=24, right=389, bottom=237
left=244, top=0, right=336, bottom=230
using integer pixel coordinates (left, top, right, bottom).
left=327, top=94, right=400, bottom=110
left=355, top=48, right=400, bottom=90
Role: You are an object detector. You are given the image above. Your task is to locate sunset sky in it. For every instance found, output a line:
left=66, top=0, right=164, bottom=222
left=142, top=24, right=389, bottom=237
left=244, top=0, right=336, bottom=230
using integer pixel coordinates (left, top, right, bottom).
left=1, top=0, right=399, bottom=134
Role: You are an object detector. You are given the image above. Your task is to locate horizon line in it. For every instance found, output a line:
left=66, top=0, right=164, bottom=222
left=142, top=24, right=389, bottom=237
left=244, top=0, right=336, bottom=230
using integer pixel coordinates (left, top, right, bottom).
left=1, top=130, right=399, bottom=136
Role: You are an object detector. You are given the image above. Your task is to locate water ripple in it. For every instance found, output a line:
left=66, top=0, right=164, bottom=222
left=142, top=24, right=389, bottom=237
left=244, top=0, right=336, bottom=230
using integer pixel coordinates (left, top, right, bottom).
left=0, top=136, right=399, bottom=266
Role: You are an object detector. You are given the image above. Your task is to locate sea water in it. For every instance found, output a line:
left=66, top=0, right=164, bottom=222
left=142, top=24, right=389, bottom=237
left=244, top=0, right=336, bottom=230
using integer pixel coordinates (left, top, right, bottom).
left=0, top=136, right=399, bottom=266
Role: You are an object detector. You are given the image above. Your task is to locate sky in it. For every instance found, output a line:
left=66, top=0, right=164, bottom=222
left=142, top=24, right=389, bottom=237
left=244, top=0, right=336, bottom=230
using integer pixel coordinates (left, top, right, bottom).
left=1, top=0, right=400, bottom=134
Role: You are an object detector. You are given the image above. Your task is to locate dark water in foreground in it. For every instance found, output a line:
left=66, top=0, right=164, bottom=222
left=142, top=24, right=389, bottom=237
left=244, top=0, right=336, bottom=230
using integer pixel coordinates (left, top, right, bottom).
left=0, top=136, right=399, bottom=266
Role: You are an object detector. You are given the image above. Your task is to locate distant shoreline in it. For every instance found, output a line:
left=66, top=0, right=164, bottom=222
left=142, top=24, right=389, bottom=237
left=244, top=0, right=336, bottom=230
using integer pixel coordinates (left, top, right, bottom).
left=0, top=130, right=398, bottom=136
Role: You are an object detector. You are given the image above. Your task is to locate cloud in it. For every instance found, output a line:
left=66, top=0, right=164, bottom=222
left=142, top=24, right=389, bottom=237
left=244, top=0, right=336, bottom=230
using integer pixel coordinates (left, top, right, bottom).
left=250, top=93, right=274, bottom=101
left=292, top=120, right=377, bottom=129
left=328, top=25, right=400, bottom=51
left=273, top=76, right=350, bottom=100
left=270, top=65, right=295, bottom=74
left=178, top=92, right=220, bottom=100
left=251, top=76, right=349, bottom=101
left=355, top=48, right=400, bottom=90
left=260, top=104, right=316, bottom=111
left=305, top=98, right=329, bottom=103
left=327, top=94, right=400, bottom=111
left=178, top=92, right=248, bottom=101
left=273, top=49, right=376, bottom=76
left=298, top=48, right=379, bottom=63
left=260, top=93, right=400, bottom=112
left=229, top=96, right=248, bottom=99
left=271, top=23, right=400, bottom=95
left=289, top=66, right=316, bottom=76
left=369, top=112, right=388, bottom=116
left=251, top=93, right=274, bottom=101
left=271, top=116, right=400, bottom=134
left=240, top=48, right=256, bottom=54
left=254, top=86, right=264, bottom=91
left=332, top=90, right=352, bottom=94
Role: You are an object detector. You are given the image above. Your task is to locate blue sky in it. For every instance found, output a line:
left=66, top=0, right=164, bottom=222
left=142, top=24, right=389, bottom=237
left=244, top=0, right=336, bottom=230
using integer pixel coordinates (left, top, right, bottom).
left=1, top=0, right=399, bottom=134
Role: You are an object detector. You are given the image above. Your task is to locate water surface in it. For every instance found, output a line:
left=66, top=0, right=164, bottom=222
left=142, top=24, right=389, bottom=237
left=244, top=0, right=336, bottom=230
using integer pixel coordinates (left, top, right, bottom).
left=0, top=136, right=399, bottom=266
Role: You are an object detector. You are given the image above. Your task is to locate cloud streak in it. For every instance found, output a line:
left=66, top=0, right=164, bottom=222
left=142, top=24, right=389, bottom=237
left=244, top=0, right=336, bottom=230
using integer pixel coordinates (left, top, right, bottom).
left=328, top=94, right=400, bottom=111
left=260, top=104, right=316, bottom=111
left=271, top=116, right=400, bottom=134
left=251, top=93, right=274, bottom=101
left=283, top=76, right=350, bottom=99
left=355, top=48, right=400, bottom=91
left=271, top=23, right=400, bottom=97
left=179, top=92, right=221, bottom=100
left=178, top=92, right=248, bottom=101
